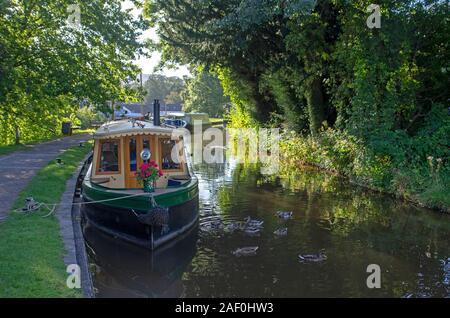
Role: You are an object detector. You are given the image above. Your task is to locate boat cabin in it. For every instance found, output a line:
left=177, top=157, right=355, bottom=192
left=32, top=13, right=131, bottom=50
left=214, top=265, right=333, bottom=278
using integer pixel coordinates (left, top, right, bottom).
left=90, top=120, right=188, bottom=189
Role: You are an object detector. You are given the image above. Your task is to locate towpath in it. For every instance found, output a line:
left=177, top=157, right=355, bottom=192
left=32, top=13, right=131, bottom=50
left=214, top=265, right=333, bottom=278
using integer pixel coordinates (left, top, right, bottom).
left=0, top=134, right=91, bottom=222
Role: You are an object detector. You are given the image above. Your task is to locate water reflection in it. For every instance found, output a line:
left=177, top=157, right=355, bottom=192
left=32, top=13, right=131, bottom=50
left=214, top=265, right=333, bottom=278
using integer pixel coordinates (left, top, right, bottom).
left=86, top=159, right=450, bottom=298
left=84, top=223, right=198, bottom=297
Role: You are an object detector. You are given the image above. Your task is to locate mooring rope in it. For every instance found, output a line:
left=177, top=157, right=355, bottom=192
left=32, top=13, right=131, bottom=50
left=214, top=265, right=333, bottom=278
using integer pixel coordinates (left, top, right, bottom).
left=13, top=192, right=155, bottom=217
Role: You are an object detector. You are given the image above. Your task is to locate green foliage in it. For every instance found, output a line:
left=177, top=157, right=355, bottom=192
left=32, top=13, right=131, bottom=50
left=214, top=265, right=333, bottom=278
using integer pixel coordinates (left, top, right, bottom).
left=147, top=0, right=449, bottom=133
left=182, top=70, right=230, bottom=117
left=215, top=68, right=256, bottom=128
left=143, top=74, right=185, bottom=105
left=75, top=107, right=106, bottom=130
left=260, top=70, right=309, bottom=132
left=0, top=0, right=147, bottom=145
left=280, top=106, right=450, bottom=210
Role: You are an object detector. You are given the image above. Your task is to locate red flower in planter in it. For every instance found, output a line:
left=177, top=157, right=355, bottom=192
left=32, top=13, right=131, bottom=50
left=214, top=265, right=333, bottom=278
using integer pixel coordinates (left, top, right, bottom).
left=136, top=161, right=163, bottom=186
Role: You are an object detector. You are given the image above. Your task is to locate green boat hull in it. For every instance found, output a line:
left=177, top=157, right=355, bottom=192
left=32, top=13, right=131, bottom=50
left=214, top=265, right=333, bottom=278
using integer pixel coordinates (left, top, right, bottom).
left=81, top=175, right=199, bottom=250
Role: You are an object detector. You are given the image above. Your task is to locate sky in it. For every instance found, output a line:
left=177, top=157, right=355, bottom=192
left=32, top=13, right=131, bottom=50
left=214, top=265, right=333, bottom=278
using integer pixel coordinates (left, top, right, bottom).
left=122, top=1, right=191, bottom=78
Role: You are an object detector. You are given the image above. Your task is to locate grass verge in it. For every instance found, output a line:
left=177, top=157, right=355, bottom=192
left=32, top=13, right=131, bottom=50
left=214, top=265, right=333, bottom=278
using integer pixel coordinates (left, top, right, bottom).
left=0, top=142, right=93, bottom=297
left=0, top=129, right=94, bottom=157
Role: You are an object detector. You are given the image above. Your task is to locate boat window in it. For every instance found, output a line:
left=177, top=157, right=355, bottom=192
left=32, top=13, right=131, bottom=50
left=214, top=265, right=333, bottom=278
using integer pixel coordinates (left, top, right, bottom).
left=98, top=140, right=120, bottom=173
left=160, top=138, right=181, bottom=170
left=129, top=138, right=137, bottom=171
left=142, top=137, right=151, bottom=164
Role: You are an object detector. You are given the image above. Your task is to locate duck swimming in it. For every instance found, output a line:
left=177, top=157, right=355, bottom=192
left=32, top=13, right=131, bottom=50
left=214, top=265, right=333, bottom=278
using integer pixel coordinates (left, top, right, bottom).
left=201, top=219, right=224, bottom=232
left=244, top=216, right=264, bottom=228
left=224, top=222, right=242, bottom=233
left=243, top=227, right=261, bottom=236
left=298, top=251, right=327, bottom=263
left=210, top=220, right=223, bottom=228
left=277, top=211, right=293, bottom=220
left=232, top=246, right=259, bottom=257
left=274, top=228, right=288, bottom=236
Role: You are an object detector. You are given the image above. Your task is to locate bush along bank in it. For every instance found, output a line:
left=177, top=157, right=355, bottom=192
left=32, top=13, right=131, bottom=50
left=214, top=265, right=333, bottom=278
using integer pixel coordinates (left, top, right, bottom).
left=279, top=119, right=450, bottom=213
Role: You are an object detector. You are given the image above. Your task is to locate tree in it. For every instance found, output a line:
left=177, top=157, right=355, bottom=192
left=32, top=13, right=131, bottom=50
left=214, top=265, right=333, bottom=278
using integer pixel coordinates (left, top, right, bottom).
left=144, top=0, right=292, bottom=122
left=182, top=70, right=230, bottom=117
left=145, top=0, right=449, bottom=138
left=165, top=90, right=183, bottom=105
left=143, top=74, right=184, bottom=105
left=0, top=0, right=147, bottom=144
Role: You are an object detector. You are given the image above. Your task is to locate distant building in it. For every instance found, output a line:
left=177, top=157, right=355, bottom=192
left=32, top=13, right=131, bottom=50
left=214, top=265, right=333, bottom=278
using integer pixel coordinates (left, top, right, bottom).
left=114, top=103, right=149, bottom=119
left=164, top=103, right=183, bottom=112
left=115, top=102, right=184, bottom=118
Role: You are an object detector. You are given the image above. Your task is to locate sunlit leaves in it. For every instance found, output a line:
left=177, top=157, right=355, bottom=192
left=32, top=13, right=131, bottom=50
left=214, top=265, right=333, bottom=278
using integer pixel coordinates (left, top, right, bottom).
left=0, top=0, right=147, bottom=144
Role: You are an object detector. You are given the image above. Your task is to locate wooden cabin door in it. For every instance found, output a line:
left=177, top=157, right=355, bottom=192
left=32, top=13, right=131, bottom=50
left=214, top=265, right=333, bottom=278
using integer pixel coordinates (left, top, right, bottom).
left=124, top=135, right=158, bottom=189
left=124, top=136, right=140, bottom=189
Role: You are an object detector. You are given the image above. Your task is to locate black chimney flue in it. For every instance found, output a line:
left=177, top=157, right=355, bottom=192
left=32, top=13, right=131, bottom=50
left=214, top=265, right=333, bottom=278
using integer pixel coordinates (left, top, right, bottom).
left=153, top=99, right=160, bottom=126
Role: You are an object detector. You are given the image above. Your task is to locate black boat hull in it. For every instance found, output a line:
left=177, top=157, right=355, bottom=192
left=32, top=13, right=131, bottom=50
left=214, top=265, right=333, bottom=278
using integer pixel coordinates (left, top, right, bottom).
left=80, top=195, right=199, bottom=250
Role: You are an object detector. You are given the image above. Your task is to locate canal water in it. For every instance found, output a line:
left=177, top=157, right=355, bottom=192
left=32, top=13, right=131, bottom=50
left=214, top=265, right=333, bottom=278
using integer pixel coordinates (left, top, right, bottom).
left=84, top=157, right=450, bottom=298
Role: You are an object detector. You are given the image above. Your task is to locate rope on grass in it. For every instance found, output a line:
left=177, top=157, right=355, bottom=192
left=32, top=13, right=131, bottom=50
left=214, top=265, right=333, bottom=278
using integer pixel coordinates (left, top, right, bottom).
left=13, top=193, right=155, bottom=217
left=14, top=197, right=56, bottom=218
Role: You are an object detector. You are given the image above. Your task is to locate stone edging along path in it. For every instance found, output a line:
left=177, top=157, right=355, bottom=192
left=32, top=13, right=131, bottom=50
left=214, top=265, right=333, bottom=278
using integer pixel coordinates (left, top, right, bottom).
left=56, top=152, right=95, bottom=298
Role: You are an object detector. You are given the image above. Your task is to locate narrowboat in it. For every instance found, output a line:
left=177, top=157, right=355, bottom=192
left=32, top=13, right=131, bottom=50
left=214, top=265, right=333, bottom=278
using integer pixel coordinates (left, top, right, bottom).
left=184, top=113, right=212, bottom=130
left=80, top=114, right=199, bottom=250
left=162, top=113, right=187, bottom=129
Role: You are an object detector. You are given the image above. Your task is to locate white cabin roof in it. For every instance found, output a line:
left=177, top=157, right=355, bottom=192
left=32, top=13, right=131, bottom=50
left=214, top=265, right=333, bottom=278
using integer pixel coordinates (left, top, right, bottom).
left=93, top=120, right=174, bottom=139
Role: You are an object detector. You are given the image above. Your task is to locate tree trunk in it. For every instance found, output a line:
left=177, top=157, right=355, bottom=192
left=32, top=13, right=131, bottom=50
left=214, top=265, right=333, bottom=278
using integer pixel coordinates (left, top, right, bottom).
left=111, top=100, right=115, bottom=121
left=15, top=126, right=20, bottom=145
left=305, top=77, right=326, bottom=136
